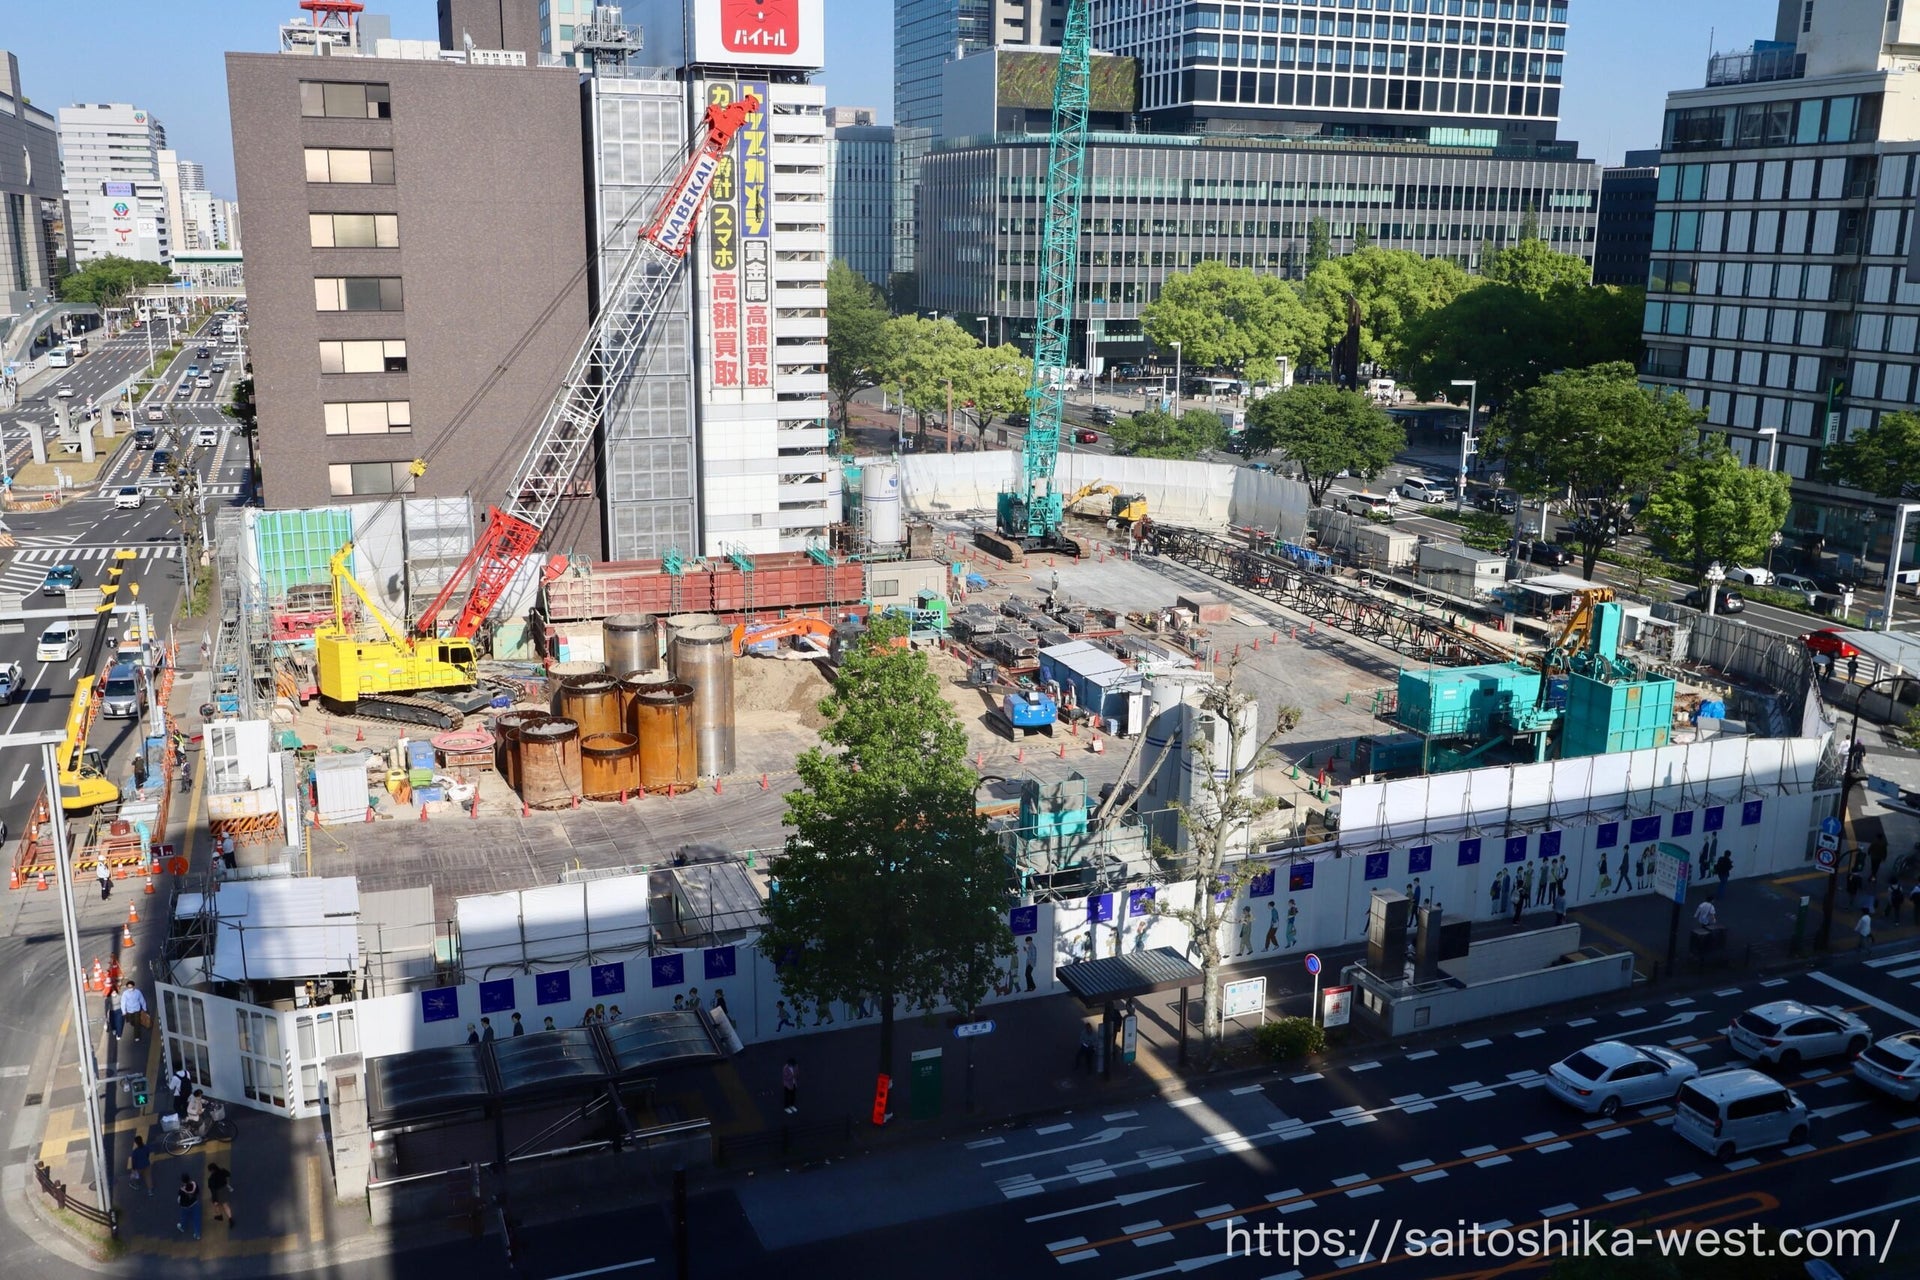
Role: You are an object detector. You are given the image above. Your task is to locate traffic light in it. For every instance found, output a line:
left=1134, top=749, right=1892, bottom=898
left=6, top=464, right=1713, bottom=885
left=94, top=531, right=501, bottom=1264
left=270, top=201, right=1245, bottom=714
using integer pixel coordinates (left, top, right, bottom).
left=130, top=1075, right=149, bottom=1108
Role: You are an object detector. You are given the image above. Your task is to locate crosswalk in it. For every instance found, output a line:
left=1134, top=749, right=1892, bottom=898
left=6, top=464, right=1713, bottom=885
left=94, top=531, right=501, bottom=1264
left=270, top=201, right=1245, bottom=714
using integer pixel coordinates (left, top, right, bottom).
left=0, top=544, right=181, bottom=598
left=1865, top=948, right=1920, bottom=991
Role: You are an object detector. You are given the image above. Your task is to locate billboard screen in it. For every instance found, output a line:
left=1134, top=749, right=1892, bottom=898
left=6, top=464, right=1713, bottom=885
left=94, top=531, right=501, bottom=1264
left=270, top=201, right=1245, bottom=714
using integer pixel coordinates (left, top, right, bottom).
left=692, top=0, right=824, bottom=69
left=997, top=52, right=1138, bottom=115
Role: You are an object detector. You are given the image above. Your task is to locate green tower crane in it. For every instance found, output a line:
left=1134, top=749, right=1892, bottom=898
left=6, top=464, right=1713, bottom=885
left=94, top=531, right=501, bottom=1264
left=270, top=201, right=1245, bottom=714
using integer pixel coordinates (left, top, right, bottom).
left=982, top=0, right=1092, bottom=563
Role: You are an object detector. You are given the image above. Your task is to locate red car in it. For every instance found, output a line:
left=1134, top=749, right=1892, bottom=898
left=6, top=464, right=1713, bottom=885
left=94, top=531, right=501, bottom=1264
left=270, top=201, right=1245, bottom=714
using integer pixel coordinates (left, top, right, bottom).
left=1802, top=629, right=1859, bottom=660
left=1075, top=429, right=1100, bottom=443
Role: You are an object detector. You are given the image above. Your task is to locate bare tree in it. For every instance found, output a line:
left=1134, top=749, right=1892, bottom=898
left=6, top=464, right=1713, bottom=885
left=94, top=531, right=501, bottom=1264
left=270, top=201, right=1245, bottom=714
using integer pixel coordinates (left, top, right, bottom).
left=1146, top=674, right=1302, bottom=1069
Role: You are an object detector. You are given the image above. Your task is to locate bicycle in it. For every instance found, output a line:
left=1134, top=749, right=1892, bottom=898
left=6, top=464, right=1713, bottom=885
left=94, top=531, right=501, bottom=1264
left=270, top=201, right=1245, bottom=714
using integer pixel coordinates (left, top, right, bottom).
left=163, top=1100, right=236, bottom=1155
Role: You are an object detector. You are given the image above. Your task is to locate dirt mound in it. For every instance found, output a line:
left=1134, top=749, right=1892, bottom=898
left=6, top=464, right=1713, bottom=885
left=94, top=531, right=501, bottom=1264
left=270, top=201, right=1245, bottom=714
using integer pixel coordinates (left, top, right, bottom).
left=732, top=655, right=834, bottom=731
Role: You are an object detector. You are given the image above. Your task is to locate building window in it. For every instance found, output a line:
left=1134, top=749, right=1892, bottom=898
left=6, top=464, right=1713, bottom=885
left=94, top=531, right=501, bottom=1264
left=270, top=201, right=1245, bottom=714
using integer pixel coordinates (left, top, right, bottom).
left=318, top=339, right=408, bottom=374
left=323, top=401, right=412, bottom=434
left=327, top=461, right=419, bottom=497
left=303, top=148, right=396, bottom=184
left=298, top=82, right=392, bottom=119
left=1803, top=0, right=1815, bottom=32
left=308, top=214, right=399, bottom=248
left=314, top=278, right=404, bottom=311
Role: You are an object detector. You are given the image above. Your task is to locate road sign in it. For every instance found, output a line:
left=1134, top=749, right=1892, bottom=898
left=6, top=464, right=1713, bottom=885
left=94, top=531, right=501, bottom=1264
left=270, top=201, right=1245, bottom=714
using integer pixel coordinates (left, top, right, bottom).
left=1652, top=842, right=1693, bottom=906
left=1821, top=816, right=1844, bottom=838
left=1816, top=843, right=1838, bottom=872
left=1321, top=985, right=1353, bottom=1029
left=953, top=1020, right=996, bottom=1039
left=1222, top=977, right=1265, bottom=1021
left=1304, top=953, right=1322, bottom=976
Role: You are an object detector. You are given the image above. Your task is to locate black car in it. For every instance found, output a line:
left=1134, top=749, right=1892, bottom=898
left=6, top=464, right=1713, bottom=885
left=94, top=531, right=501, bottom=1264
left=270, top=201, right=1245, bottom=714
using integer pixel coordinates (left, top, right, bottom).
left=1510, top=538, right=1572, bottom=567
left=1556, top=516, right=1619, bottom=547
left=196, top=347, right=211, bottom=358
left=1476, top=488, right=1518, bottom=514
left=150, top=449, right=173, bottom=475
left=1682, top=585, right=1746, bottom=615
left=1091, top=406, right=1116, bottom=425
left=1007, top=411, right=1030, bottom=429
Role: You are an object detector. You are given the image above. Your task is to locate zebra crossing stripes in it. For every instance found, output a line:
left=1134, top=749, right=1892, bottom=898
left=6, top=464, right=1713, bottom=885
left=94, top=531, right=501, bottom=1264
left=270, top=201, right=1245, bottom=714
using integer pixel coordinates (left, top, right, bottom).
left=10, top=546, right=179, bottom=564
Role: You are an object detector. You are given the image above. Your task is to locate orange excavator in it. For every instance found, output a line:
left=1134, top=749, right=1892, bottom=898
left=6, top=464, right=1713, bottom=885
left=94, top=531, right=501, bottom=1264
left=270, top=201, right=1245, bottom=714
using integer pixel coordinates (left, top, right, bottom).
left=731, top=617, right=834, bottom=656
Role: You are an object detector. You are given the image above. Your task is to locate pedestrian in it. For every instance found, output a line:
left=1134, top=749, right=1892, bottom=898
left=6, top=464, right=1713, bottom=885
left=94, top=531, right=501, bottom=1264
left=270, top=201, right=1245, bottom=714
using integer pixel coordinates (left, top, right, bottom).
left=169, top=1065, right=193, bottom=1119
left=106, top=983, right=123, bottom=1040
left=479, top=1016, right=495, bottom=1042
left=1552, top=884, right=1568, bottom=926
left=176, top=1173, right=202, bottom=1239
left=127, top=1134, right=152, bottom=1196
left=1076, top=1024, right=1096, bottom=1073
left=121, top=981, right=148, bottom=1041
left=510, top=1012, right=524, bottom=1036
left=218, top=830, right=237, bottom=872
left=465, top=1023, right=479, bottom=1045
left=543, top=1016, right=555, bottom=1031
left=1694, top=898, right=1719, bottom=929
left=206, top=1161, right=234, bottom=1228
left=1858, top=907, right=1876, bottom=953
left=1848, top=865, right=1866, bottom=911
left=1714, top=850, right=1734, bottom=901
left=1848, top=654, right=1859, bottom=684
left=782, top=1058, right=799, bottom=1114
left=1891, top=881, right=1909, bottom=922
left=97, top=856, right=112, bottom=901
left=1870, top=833, right=1889, bottom=885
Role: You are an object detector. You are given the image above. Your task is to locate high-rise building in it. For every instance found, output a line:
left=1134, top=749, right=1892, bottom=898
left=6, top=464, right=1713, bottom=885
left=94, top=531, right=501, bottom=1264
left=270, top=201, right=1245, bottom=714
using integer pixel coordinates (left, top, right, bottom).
left=226, top=26, right=596, bottom=559
left=438, top=0, right=543, bottom=61
left=1096, top=0, right=1567, bottom=142
left=1640, top=0, right=1920, bottom=577
left=58, top=102, right=171, bottom=263
left=0, top=50, right=65, bottom=318
left=828, top=121, right=895, bottom=290
left=1594, top=149, right=1659, bottom=288
left=824, top=106, right=877, bottom=128
left=920, top=4, right=1597, bottom=364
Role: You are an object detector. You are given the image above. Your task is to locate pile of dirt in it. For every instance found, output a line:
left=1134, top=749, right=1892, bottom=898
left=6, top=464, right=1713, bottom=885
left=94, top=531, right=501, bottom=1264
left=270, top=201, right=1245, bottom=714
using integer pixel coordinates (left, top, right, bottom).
left=732, top=655, right=834, bottom=732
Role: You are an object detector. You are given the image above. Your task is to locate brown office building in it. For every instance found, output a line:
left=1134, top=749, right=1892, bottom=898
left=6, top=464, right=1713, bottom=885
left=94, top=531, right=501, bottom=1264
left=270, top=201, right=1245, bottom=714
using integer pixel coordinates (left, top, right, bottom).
left=226, top=43, right=598, bottom=546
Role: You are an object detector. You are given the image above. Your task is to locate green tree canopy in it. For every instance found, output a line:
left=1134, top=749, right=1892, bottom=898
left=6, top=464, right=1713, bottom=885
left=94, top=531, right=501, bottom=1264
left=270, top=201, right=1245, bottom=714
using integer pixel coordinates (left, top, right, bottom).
left=1109, top=407, right=1230, bottom=460
left=1139, top=261, right=1317, bottom=373
left=1304, top=216, right=1332, bottom=276
left=826, top=259, right=892, bottom=429
left=952, top=342, right=1029, bottom=443
left=1490, top=362, right=1700, bottom=577
left=1302, top=247, right=1472, bottom=370
left=1823, top=408, right=1920, bottom=498
left=1642, top=441, right=1793, bottom=578
left=1242, top=385, right=1405, bottom=506
left=54, top=256, right=174, bottom=306
left=878, top=315, right=981, bottom=442
left=1480, top=237, right=1594, bottom=293
left=1398, top=283, right=1645, bottom=410
left=759, top=613, right=1014, bottom=1092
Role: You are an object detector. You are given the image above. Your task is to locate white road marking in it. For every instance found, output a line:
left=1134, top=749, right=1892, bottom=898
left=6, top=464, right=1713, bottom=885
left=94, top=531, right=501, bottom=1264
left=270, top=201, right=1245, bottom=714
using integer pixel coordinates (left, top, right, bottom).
left=1864, top=949, right=1920, bottom=969
left=965, top=1137, right=1005, bottom=1150
left=1537, top=1141, right=1573, bottom=1153
left=1349, top=1061, right=1380, bottom=1072
left=1514, top=1028, right=1543, bottom=1038
left=1169, top=1097, right=1201, bottom=1109
left=1290, top=1073, right=1323, bottom=1084
left=1230, top=1085, right=1263, bottom=1096
left=1616, top=1007, right=1646, bottom=1017
left=1568, top=1018, right=1596, bottom=1027
left=1809, top=971, right=1920, bottom=1026
left=1667, top=1172, right=1701, bottom=1186
left=1890, top=965, right=1920, bottom=980
left=1037, top=1123, right=1074, bottom=1136
left=1838, top=1130, right=1872, bottom=1143
left=1406, top=1049, right=1437, bottom=1060
left=1724, top=1158, right=1760, bottom=1171
left=1604, top=1188, right=1641, bottom=1201
left=545, top=1261, right=656, bottom=1280
left=1412, top=1169, right=1450, bottom=1182
left=1540, top=1203, right=1580, bottom=1217
left=983, top=1125, right=1147, bottom=1167
left=1461, top=1038, right=1492, bottom=1049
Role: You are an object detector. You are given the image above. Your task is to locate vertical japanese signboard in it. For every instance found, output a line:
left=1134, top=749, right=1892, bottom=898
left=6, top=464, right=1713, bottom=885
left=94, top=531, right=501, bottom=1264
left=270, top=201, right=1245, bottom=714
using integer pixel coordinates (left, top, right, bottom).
left=706, top=82, right=742, bottom=391
left=739, top=81, right=772, bottom=394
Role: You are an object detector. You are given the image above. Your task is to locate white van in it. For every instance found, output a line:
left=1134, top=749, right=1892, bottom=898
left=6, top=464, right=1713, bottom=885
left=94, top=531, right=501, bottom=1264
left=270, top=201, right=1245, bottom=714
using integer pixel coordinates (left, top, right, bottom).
left=1397, top=476, right=1450, bottom=504
left=1671, top=1068, right=1809, bottom=1161
left=1367, top=377, right=1396, bottom=404
left=195, top=425, right=220, bottom=447
left=1341, top=491, right=1398, bottom=519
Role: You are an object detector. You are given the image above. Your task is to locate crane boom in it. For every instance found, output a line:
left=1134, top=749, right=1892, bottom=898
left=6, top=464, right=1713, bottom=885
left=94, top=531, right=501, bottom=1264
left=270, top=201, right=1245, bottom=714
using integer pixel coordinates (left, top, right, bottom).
left=991, top=0, right=1091, bottom=555
left=414, top=92, right=763, bottom=641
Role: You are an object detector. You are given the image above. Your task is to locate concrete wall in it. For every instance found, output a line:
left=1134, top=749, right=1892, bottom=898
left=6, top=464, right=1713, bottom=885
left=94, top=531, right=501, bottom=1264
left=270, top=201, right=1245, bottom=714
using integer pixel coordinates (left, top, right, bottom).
left=226, top=51, right=600, bottom=550
left=1439, top=922, right=1582, bottom=986
left=1349, top=947, right=1636, bottom=1037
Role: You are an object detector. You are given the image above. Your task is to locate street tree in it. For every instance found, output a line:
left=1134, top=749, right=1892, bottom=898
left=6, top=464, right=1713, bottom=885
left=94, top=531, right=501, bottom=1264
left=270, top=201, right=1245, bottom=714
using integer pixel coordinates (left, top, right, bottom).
left=759, top=613, right=1014, bottom=1109
left=826, top=260, right=892, bottom=428
left=1823, top=408, right=1920, bottom=497
left=1241, top=385, right=1405, bottom=506
left=1139, top=262, right=1317, bottom=373
left=1489, top=362, right=1700, bottom=579
left=1460, top=511, right=1514, bottom=553
left=1144, top=680, right=1301, bottom=1069
left=951, top=342, right=1029, bottom=445
left=54, top=256, right=174, bottom=307
left=1398, top=283, right=1643, bottom=409
left=1480, top=237, right=1593, bottom=293
left=1304, top=216, right=1333, bottom=275
left=877, top=315, right=979, bottom=445
left=1302, top=247, right=1472, bottom=370
left=1109, top=407, right=1230, bottom=460
left=1641, top=441, right=1793, bottom=578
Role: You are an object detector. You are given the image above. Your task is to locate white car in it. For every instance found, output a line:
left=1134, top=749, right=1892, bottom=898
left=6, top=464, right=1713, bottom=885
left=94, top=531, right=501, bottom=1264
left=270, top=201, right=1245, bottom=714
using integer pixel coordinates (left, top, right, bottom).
left=36, top=623, right=79, bottom=663
left=113, top=486, right=142, bottom=510
left=1727, top=1000, right=1870, bottom=1069
left=1544, top=1041, right=1702, bottom=1117
left=1397, top=476, right=1450, bottom=504
left=195, top=375, right=212, bottom=388
left=1725, top=566, right=1774, bottom=585
left=55, top=385, right=74, bottom=398
left=1341, top=492, right=1399, bottom=518
left=1853, top=1031, right=1920, bottom=1102
left=1773, top=573, right=1821, bottom=605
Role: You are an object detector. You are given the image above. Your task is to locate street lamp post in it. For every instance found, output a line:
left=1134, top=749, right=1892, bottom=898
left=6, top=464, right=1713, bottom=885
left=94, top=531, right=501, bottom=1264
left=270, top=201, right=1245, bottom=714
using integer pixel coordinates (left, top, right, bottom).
left=1823, top=675, right=1920, bottom=949
left=1172, top=341, right=1182, bottom=419
left=1450, top=378, right=1478, bottom=512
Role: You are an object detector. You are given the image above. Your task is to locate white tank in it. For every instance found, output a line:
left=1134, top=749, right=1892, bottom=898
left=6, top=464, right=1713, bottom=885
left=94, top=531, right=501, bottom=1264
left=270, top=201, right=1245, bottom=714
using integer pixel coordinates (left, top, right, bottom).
left=862, top=463, right=903, bottom=547
left=1172, top=695, right=1260, bottom=853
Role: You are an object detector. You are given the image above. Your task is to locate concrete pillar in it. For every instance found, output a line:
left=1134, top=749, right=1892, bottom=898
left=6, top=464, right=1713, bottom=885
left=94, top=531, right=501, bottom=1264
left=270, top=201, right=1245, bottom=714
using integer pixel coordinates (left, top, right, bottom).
left=324, top=1052, right=370, bottom=1202
left=28, top=416, right=47, bottom=466
left=78, top=413, right=95, bottom=464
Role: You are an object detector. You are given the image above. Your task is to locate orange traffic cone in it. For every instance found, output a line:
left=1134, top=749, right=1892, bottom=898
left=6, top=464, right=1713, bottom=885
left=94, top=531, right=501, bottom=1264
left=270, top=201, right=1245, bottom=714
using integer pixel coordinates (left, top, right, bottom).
left=127, top=900, right=139, bottom=926
left=145, top=873, right=155, bottom=895
left=419, top=803, right=429, bottom=822
left=36, top=869, right=47, bottom=891
left=122, top=922, right=134, bottom=949
left=7, top=865, right=17, bottom=890
left=90, top=958, right=104, bottom=993
left=715, top=778, right=724, bottom=794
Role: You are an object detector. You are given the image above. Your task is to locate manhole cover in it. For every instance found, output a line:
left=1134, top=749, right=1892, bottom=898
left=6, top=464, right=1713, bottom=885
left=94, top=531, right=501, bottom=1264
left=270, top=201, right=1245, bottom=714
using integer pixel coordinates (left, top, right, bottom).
left=23, top=1093, right=42, bottom=1106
